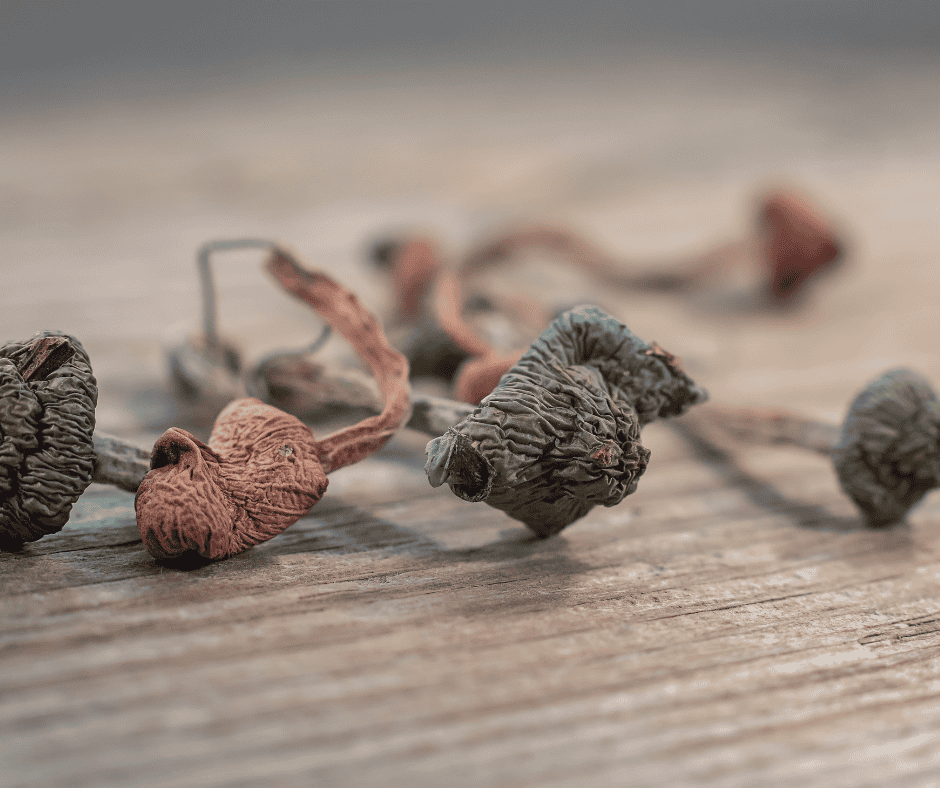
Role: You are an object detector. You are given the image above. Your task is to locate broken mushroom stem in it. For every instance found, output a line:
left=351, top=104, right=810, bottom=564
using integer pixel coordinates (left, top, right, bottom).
left=460, top=189, right=844, bottom=304
left=684, top=368, right=940, bottom=526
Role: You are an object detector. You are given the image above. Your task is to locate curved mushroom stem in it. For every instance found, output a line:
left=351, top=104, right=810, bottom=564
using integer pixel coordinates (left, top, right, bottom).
left=266, top=245, right=412, bottom=473
left=433, top=268, right=498, bottom=359
left=170, top=238, right=333, bottom=406
left=461, top=225, right=696, bottom=292
left=197, top=238, right=296, bottom=347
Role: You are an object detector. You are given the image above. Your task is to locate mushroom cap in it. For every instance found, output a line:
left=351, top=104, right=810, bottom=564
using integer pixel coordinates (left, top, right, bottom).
left=759, top=191, right=842, bottom=302
left=832, top=368, right=940, bottom=526
left=135, top=398, right=328, bottom=560
left=0, top=332, right=97, bottom=550
left=425, top=306, right=707, bottom=536
left=451, top=351, right=521, bottom=406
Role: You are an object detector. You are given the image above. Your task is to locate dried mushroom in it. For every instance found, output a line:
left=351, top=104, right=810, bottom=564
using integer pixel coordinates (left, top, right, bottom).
left=136, top=398, right=329, bottom=559
left=425, top=306, right=708, bottom=536
left=0, top=333, right=97, bottom=550
left=460, top=188, right=845, bottom=305
left=687, top=368, right=940, bottom=526
left=136, top=244, right=411, bottom=560
left=833, top=369, right=940, bottom=525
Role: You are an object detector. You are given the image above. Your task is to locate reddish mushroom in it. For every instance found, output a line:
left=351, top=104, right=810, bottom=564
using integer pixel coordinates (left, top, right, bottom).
left=459, top=188, right=845, bottom=304
left=135, top=244, right=411, bottom=560
left=759, top=192, right=842, bottom=302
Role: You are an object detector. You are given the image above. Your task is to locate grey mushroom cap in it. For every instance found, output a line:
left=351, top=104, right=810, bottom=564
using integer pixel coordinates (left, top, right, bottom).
left=425, top=306, right=708, bottom=537
left=0, top=332, right=98, bottom=550
left=832, top=368, right=940, bottom=526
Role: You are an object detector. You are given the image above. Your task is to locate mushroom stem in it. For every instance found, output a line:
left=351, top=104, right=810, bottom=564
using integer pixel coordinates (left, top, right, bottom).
left=266, top=244, right=412, bottom=473
left=684, top=406, right=840, bottom=456
left=92, top=433, right=152, bottom=493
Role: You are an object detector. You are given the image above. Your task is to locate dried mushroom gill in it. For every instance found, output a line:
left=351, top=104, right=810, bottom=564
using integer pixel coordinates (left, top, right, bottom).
left=135, top=244, right=411, bottom=561
left=425, top=306, right=708, bottom=536
left=0, top=333, right=97, bottom=550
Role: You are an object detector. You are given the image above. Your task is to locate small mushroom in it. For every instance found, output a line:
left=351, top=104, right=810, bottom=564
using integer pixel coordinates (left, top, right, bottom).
left=460, top=188, right=845, bottom=305
left=0, top=333, right=98, bottom=550
left=424, top=306, right=708, bottom=536
left=689, top=368, right=940, bottom=526
left=135, top=244, right=411, bottom=560
left=834, top=369, right=940, bottom=525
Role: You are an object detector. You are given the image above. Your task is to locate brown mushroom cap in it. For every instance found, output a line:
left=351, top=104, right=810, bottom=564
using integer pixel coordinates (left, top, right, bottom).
left=136, top=398, right=328, bottom=560
left=832, top=368, right=940, bottom=526
left=451, top=351, right=522, bottom=406
left=759, top=191, right=842, bottom=302
left=425, top=306, right=708, bottom=536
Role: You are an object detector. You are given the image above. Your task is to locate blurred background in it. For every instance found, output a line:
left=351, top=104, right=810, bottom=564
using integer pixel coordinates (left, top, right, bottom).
left=2, top=1, right=939, bottom=443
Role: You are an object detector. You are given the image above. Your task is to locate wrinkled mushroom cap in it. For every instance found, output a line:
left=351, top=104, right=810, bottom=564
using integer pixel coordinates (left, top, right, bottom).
left=0, top=332, right=97, bottom=550
left=832, top=368, right=940, bottom=526
left=426, top=306, right=707, bottom=536
left=135, top=398, right=328, bottom=559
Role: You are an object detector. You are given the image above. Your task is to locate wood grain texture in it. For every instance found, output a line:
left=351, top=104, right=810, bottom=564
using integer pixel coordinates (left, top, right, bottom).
left=3, top=31, right=940, bottom=788
left=5, top=421, right=940, bottom=788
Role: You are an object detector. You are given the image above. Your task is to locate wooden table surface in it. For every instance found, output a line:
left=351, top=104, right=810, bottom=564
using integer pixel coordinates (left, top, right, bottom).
left=3, top=40, right=940, bottom=788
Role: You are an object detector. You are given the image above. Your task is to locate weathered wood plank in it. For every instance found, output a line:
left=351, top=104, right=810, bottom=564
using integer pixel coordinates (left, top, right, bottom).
left=5, top=416, right=940, bottom=788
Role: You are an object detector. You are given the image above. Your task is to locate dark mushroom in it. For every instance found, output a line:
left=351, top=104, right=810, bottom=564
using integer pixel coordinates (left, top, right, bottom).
left=687, top=368, right=940, bottom=526
left=424, top=306, right=709, bottom=536
left=0, top=332, right=97, bottom=551
left=833, top=369, right=940, bottom=526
